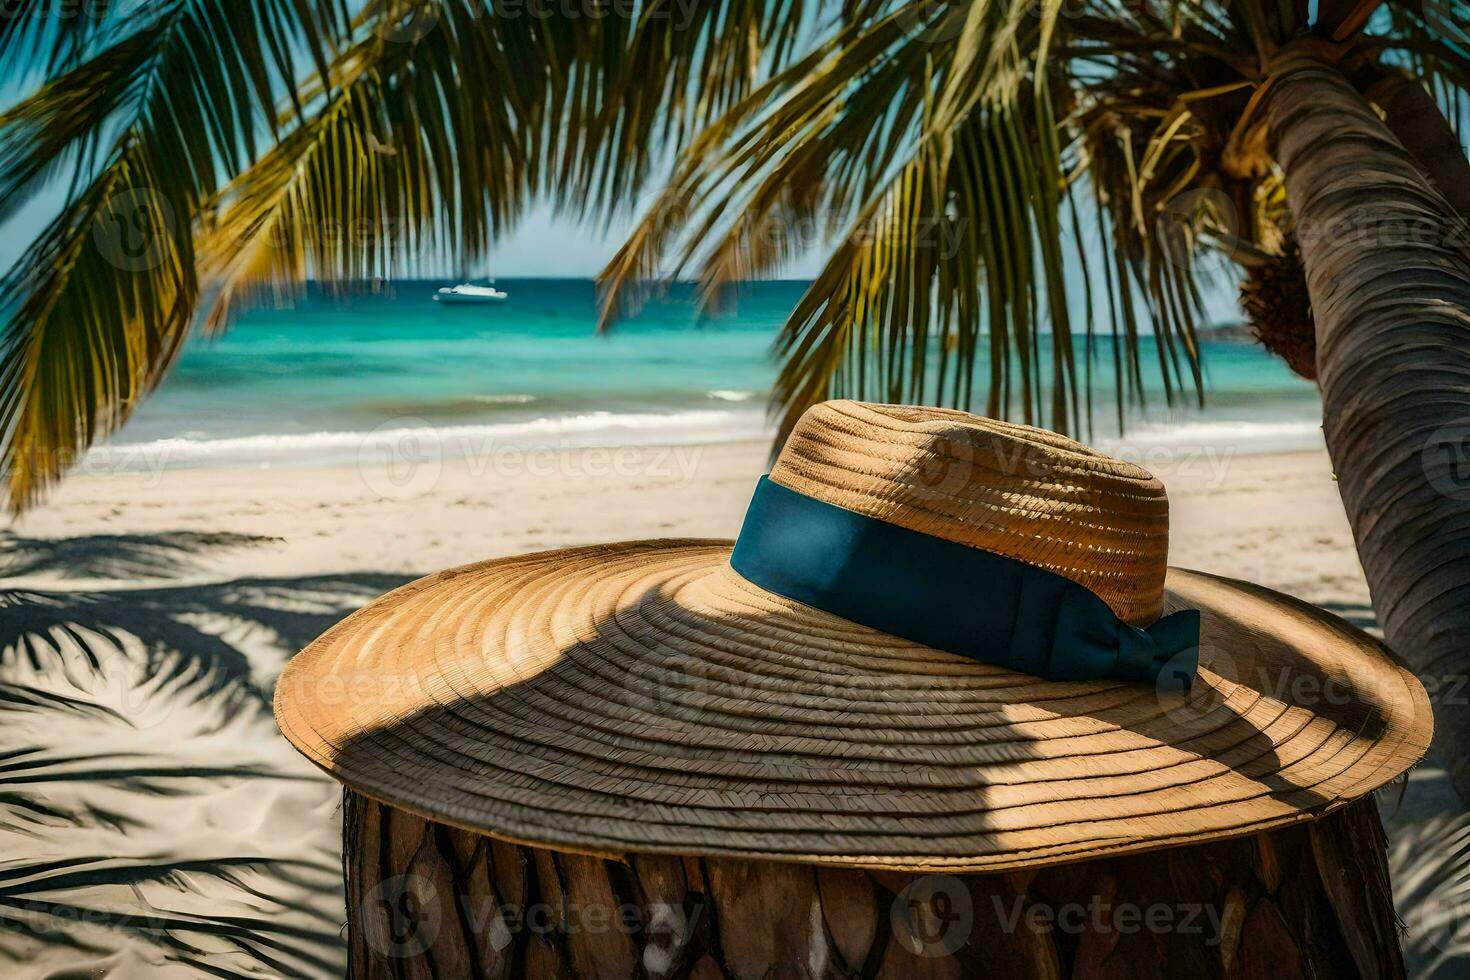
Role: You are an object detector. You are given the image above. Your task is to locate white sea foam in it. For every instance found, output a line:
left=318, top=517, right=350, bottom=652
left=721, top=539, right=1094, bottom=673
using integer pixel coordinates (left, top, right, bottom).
left=87, top=408, right=773, bottom=472
left=469, top=393, right=537, bottom=405
left=87, top=409, right=1321, bottom=475
left=1095, top=418, right=1323, bottom=455
left=707, top=389, right=756, bottom=402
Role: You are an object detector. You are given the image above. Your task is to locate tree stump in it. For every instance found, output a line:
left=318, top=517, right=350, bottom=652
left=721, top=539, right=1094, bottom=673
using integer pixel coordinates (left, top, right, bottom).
left=341, top=789, right=1406, bottom=979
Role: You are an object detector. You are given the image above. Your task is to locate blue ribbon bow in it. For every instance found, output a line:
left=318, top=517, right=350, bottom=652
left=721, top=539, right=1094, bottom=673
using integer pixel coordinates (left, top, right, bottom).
left=730, top=477, right=1200, bottom=690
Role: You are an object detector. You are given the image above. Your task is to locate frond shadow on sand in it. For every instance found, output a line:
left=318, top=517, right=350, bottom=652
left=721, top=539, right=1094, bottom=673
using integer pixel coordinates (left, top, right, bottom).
left=0, top=531, right=285, bottom=583
left=1, top=532, right=1467, bottom=978
left=0, top=531, right=412, bottom=979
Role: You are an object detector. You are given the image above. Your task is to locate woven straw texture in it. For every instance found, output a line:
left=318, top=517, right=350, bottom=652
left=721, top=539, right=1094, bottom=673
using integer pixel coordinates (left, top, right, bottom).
left=772, top=402, right=1169, bottom=624
left=275, top=402, right=1431, bottom=872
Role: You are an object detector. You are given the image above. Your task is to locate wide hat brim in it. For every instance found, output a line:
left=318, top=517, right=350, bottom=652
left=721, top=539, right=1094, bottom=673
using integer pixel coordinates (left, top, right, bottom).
left=274, top=540, right=1431, bottom=873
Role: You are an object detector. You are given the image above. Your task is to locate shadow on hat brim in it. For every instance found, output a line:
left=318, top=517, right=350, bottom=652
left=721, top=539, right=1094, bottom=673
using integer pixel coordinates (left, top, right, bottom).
left=274, top=540, right=1432, bottom=873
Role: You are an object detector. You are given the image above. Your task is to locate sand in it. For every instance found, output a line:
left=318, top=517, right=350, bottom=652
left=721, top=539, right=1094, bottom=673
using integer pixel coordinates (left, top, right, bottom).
left=0, top=441, right=1378, bottom=597
left=1, top=441, right=1462, bottom=977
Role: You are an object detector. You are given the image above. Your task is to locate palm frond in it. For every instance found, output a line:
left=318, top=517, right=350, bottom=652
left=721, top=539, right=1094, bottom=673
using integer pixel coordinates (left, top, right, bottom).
left=555, top=0, right=816, bottom=218
left=0, top=0, right=828, bottom=510
left=600, top=0, right=1216, bottom=439
left=205, top=0, right=822, bottom=323
left=200, top=1, right=547, bottom=328
left=0, top=0, right=345, bottom=512
left=1374, top=0, right=1470, bottom=137
left=0, top=0, right=123, bottom=76
left=596, top=9, right=929, bottom=324
left=6, top=0, right=1470, bottom=508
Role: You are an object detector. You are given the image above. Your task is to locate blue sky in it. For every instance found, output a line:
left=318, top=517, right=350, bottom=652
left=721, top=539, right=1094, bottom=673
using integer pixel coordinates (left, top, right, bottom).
left=0, top=13, right=1211, bottom=300
left=0, top=13, right=828, bottom=282
left=1, top=165, right=1225, bottom=314
left=481, top=204, right=826, bottom=280
left=0, top=168, right=825, bottom=280
left=0, top=152, right=826, bottom=281
left=486, top=207, right=649, bottom=278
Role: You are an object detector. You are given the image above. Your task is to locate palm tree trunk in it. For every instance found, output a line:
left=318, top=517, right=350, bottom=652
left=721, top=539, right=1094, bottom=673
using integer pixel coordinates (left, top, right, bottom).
left=1265, top=50, right=1470, bottom=802
left=342, top=790, right=1405, bottom=979
left=1369, top=73, right=1470, bottom=221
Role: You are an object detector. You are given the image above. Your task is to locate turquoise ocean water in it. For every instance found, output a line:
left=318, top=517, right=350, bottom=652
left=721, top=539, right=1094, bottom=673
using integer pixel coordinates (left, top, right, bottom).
left=95, top=279, right=1324, bottom=469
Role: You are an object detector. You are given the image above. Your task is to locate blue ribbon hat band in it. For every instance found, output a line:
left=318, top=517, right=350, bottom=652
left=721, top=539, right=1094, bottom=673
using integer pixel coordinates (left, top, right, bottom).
left=730, top=477, right=1201, bottom=691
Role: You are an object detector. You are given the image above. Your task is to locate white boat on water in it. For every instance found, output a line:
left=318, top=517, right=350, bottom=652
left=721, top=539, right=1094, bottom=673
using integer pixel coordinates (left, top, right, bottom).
left=433, top=282, right=508, bottom=304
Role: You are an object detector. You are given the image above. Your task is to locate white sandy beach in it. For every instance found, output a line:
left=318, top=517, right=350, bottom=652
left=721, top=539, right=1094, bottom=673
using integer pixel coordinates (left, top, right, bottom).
left=3, top=442, right=1374, bottom=599
left=0, top=440, right=1461, bottom=977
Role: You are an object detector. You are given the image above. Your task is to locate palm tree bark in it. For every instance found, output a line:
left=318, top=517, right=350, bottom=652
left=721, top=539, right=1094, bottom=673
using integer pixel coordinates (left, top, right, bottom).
left=1369, top=73, right=1470, bottom=221
left=342, top=789, right=1405, bottom=979
left=1266, top=50, right=1470, bottom=800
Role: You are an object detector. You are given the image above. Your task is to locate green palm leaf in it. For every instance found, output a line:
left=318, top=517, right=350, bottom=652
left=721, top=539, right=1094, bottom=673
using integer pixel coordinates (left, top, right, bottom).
left=5, top=0, right=1470, bottom=509
left=599, top=0, right=1176, bottom=438
left=0, top=0, right=345, bottom=511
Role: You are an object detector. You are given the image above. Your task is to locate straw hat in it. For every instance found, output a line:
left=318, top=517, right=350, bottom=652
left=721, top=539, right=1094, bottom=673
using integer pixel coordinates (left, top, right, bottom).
left=276, top=400, right=1431, bottom=872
